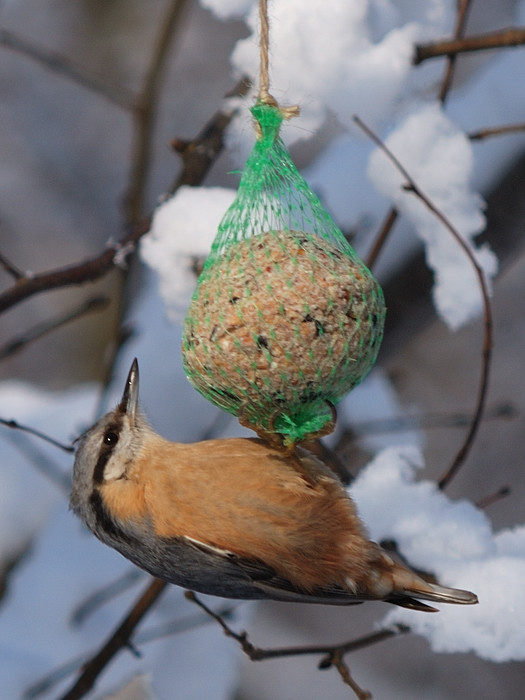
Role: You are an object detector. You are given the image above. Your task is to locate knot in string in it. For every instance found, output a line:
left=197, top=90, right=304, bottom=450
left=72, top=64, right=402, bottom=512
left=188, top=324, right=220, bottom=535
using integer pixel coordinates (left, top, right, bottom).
left=256, top=0, right=299, bottom=138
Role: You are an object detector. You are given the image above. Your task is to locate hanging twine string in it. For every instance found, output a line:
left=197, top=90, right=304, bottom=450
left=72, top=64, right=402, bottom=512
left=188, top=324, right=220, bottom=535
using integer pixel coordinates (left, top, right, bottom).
left=257, top=0, right=300, bottom=121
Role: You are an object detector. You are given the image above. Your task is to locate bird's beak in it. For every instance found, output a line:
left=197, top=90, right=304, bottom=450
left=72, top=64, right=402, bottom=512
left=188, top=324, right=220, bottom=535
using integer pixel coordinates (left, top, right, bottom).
left=119, top=358, right=139, bottom=422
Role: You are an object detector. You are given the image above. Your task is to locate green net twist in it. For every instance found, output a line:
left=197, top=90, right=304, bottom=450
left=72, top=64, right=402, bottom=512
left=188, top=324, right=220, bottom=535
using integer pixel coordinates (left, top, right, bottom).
left=182, top=102, right=386, bottom=444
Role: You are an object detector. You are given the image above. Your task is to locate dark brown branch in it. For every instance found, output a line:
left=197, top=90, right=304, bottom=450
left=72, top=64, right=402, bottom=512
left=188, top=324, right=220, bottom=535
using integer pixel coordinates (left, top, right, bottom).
left=353, top=115, right=493, bottom=491
left=365, top=207, right=399, bottom=270
left=0, top=28, right=134, bottom=110
left=185, top=592, right=407, bottom=700
left=0, top=220, right=148, bottom=315
left=0, top=295, right=109, bottom=361
left=58, top=578, right=167, bottom=700
left=438, top=0, right=473, bottom=104
left=185, top=592, right=406, bottom=661
left=469, top=122, right=525, bottom=141
left=125, top=0, right=191, bottom=223
left=26, top=599, right=236, bottom=699
left=476, top=485, right=511, bottom=510
left=414, top=26, right=525, bottom=65
left=323, top=651, right=371, bottom=700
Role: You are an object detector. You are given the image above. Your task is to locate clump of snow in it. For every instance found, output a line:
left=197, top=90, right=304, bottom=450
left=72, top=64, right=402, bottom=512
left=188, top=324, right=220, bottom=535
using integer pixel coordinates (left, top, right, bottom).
left=196, top=0, right=509, bottom=331
left=368, top=101, right=498, bottom=329
left=351, top=446, right=525, bottom=662
left=402, top=549, right=525, bottom=661
left=141, top=186, right=236, bottom=320
left=224, top=0, right=452, bottom=149
left=146, top=3, right=506, bottom=331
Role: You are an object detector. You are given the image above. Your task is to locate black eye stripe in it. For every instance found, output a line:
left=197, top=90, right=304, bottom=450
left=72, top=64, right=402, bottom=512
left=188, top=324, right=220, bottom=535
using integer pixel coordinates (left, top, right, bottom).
left=92, top=421, right=122, bottom=484
left=93, top=451, right=112, bottom=485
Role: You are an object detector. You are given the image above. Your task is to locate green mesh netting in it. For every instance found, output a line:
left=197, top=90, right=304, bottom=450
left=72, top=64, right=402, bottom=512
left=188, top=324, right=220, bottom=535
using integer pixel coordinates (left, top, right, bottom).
left=182, top=102, right=386, bottom=444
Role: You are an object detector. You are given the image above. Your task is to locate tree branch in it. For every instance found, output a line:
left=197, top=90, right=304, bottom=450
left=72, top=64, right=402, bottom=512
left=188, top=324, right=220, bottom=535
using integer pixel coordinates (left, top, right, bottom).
left=365, top=207, right=399, bottom=270
left=438, top=0, right=473, bottom=103
left=0, top=222, right=148, bottom=315
left=353, top=115, right=493, bottom=491
left=468, top=121, right=525, bottom=141
left=58, top=578, right=167, bottom=700
left=185, top=592, right=408, bottom=700
left=414, top=26, right=525, bottom=65
left=0, top=73, right=246, bottom=317
left=476, top=485, right=511, bottom=510
left=170, top=76, right=251, bottom=190
left=0, top=417, right=74, bottom=453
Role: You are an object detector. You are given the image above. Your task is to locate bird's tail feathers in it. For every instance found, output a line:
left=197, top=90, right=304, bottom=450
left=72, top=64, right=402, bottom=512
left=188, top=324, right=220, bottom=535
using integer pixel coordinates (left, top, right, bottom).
left=385, top=556, right=478, bottom=608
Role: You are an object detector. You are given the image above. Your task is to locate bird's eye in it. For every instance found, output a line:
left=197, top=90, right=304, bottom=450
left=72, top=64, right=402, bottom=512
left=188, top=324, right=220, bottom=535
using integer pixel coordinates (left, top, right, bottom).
left=103, top=431, right=119, bottom=446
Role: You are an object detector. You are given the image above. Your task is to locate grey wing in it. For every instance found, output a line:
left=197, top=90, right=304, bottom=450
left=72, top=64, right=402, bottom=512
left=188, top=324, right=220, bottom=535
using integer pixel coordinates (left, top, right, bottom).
left=159, top=537, right=436, bottom=610
left=104, top=525, right=436, bottom=610
left=175, top=537, right=362, bottom=605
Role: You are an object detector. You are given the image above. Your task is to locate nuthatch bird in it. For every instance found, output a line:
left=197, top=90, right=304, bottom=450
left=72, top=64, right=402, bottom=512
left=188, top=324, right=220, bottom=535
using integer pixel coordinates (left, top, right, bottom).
left=70, top=359, right=477, bottom=611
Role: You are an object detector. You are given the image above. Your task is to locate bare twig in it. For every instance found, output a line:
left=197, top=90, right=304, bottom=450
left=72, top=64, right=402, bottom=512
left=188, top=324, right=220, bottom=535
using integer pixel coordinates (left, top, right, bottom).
left=0, top=417, right=74, bottom=453
left=0, top=221, right=148, bottom=315
left=185, top=592, right=407, bottom=700
left=438, top=0, right=473, bottom=103
left=58, top=578, right=168, bottom=700
left=353, top=115, right=493, bottom=491
left=365, top=207, right=399, bottom=270
left=476, top=485, right=511, bottom=510
left=185, top=592, right=407, bottom=661
left=136, top=602, right=237, bottom=645
left=468, top=122, right=525, bottom=141
left=324, top=650, right=371, bottom=700
left=0, top=295, right=109, bottom=361
left=125, top=0, right=191, bottom=223
left=414, top=26, right=525, bottom=65
left=0, top=27, right=134, bottom=109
